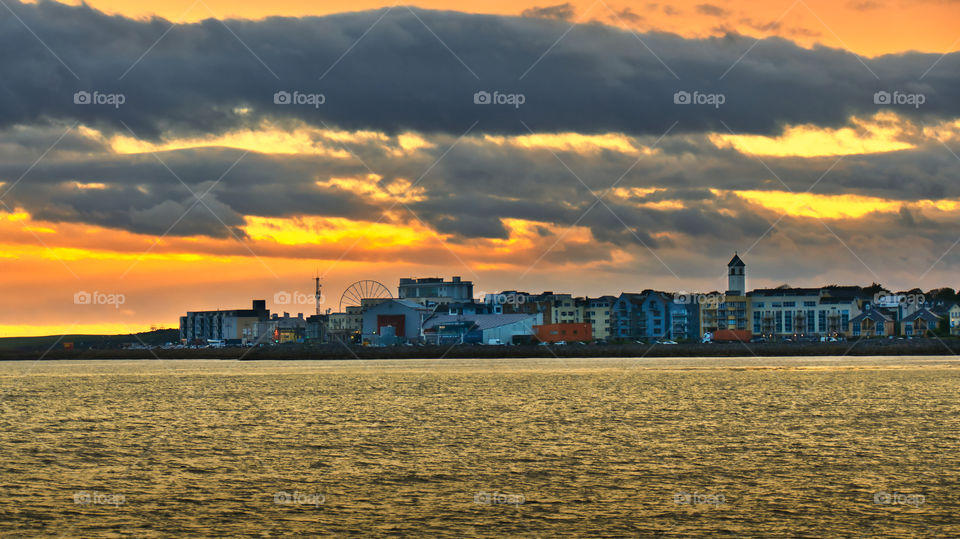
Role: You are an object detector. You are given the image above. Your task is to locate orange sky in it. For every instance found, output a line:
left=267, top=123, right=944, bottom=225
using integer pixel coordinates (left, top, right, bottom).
left=2, top=1, right=959, bottom=336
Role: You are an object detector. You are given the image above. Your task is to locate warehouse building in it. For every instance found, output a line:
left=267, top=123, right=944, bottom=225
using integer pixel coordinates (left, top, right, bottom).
left=179, top=299, right=270, bottom=346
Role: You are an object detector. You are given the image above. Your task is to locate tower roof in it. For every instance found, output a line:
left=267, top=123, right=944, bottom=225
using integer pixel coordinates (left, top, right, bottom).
left=727, top=253, right=745, bottom=267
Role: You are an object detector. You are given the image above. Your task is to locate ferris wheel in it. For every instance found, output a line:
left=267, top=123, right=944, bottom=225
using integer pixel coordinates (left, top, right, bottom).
left=339, top=280, right=393, bottom=311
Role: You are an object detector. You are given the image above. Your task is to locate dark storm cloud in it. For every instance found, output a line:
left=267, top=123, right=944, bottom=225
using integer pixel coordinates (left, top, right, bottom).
left=0, top=1, right=957, bottom=139
left=0, top=132, right=384, bottom=237
left=5, top=121, right=960, bottom=245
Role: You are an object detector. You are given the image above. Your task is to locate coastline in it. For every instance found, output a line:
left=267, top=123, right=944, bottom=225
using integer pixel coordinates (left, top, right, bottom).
left=2, top=339, right=958, bottom=361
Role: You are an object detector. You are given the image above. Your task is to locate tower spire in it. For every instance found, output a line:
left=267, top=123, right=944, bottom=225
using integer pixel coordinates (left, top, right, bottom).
left=727, top=252, right=746, bottom=296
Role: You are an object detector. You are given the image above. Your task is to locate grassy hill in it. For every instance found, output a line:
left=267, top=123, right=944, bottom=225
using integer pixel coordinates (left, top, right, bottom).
left=0, top=329, right=179, bottom=352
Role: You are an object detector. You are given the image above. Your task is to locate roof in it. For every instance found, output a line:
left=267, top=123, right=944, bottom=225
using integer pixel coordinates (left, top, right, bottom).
left=185, top=308, right=265, bottom=317
left=728, top=253, right=745, bottom=267
left=822, top=286, right=871, bottom=299
left=819, top=296, right=861, bottom=305
left=366, top=299, right=429, bottom=312
left=903, top=308, right=941, bottom=323
left=850, top=309, right=892, bottom=323
left=423, top=313, right=538, bottom=331
left=931, top=302, right=960, bottom=314
left=748, top=287, right=821, bottom=298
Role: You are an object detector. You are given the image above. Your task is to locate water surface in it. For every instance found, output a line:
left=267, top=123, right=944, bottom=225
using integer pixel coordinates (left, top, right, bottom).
left=1, top=356, right=957, bottom=537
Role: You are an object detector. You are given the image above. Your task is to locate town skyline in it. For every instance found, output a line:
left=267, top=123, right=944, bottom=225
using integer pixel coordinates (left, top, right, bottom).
left=8, top=246, right=960, bottom=337
left=177, top=255, right=959, bottom=348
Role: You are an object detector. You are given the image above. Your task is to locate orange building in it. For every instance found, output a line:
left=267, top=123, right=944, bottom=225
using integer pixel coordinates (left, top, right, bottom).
left=534, top=323, right=593, bottom=343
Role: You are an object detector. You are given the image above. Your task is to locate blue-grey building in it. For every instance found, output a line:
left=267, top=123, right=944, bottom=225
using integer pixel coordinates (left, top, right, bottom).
left=611, top=291, right=690, bottom=341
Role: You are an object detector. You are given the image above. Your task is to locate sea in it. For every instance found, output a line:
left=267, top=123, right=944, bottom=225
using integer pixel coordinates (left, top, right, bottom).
left=1, top=356, right=957, bottom=537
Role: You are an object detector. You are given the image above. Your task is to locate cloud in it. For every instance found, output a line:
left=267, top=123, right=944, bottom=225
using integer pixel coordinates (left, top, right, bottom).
left=1, top=2, right=960, bottom=293
left=0, top=1, right=955, bottom=140
left=521, top=3, right=575, bottom=20
left=612, top=7, right=644, bottom=24
left=696, top=4, right=730, bottom=17
left=3, top=116, right=960, bottom=249
left=846, top=1, right=886, bottom=10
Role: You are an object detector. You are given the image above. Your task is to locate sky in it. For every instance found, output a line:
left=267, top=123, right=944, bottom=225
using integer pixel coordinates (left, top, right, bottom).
left=0, top=0, right=958, bottom=336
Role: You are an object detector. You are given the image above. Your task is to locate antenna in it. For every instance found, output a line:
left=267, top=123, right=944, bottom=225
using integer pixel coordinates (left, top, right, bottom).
left=314, top=272, right=322, bottom=316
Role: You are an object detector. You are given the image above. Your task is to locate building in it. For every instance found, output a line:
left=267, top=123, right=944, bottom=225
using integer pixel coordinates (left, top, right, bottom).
left=612, top=291, right=691, bottom=341
left=422, top=313, right=542, bottom=344
left=179, top=300, right=270, bottom=345
left=584, top=296, right=616, bottom=340
left=305, top=314, right=328, bottom=343
left=484, top=291, right=532, bottom=315
left=398, top=276, right=474, bottom=305
left=699, top=254, right=752, bottom=338
left=727, top=253, right=746, bottom=295
left=639, top=291, right=689, bottom=341
left=327, top=306, right=363, bottom=343
left=699, top=292, right=751, bottom=337
left=611, top=293, right=645, bottom=340
left=683, top=294, right=701, bottom=342
left=872, top=291, right=926, bottom=324
left=945, top=303, right=960, bottom=336
left=850, top=307, right=895, bottom=337
left=534, top=322, right=593, bottom=343
left=255, top=312, right=308, bottom=344
left=902, top=308, right=941, bottom=337
left=361, top=299, right=431, bottom=345
left=438, top=301, right=494, bottom=316
left=817, top=287, right=864, bottom=335
left=748, top=286, right=862, bottom=338
left=550, top=294, right=585, bottom=325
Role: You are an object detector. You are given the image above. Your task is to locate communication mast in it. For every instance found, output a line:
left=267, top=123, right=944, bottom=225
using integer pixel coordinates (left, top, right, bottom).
left=314, top=274, right=322, bottom=316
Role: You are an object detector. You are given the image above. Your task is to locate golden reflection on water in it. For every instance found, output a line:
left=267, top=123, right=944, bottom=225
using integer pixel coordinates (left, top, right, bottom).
left=0, top=357, right=958, bottom=537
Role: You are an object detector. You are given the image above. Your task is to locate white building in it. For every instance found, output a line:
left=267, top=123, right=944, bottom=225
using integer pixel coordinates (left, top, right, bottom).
left=422, top=313, right=542, bottom=344
left=748, top=287, right=864, bottom=337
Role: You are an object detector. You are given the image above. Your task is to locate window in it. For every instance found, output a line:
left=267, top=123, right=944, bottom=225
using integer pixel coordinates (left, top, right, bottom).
left=804, top=301, right=816, bottom=307
left=753, top=317, right=761, bottom=333
left=807, top=311, right=815, bottom=333
left=841, top=311, right=850, bottom=328
left=785, top=311, right=793, bottom=332
left=754, top=302, right=765, bottom=308
left=876, top=321, right=884, bottom=336
left=853, top=322, right=861, bottom=336
left=818, top=311, right=826, bottom=332
left=772, top=302, right=782, bottom=308
left=783, top=301, right=796, bottom=307
left=776, top=312, right=783, bottom=333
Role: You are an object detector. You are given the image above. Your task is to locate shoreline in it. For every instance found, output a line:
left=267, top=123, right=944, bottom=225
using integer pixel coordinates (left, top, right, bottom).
left=2, top=339, right=958, bottom=361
